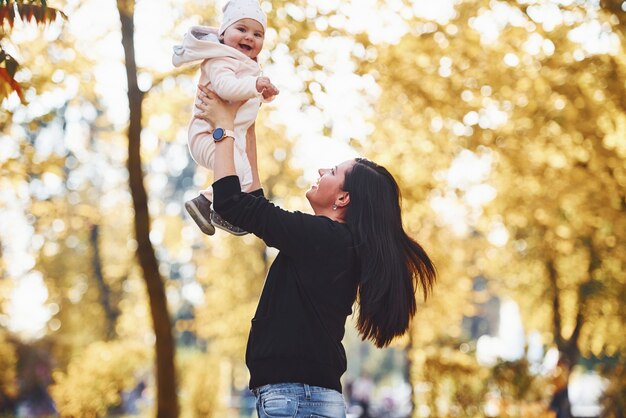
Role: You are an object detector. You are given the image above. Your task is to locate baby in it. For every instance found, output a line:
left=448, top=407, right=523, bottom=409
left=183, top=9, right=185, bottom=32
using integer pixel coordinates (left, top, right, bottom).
left=173, top=0, right=278, bottom=236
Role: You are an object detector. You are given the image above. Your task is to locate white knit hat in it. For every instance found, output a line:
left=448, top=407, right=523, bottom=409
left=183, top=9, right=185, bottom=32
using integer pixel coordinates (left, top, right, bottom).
left=218, top=0, right=267, bottom=36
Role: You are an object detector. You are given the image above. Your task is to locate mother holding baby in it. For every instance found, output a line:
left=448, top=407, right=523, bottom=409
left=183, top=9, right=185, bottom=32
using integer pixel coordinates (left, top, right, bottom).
left=189, top=2, right=437, bottom=417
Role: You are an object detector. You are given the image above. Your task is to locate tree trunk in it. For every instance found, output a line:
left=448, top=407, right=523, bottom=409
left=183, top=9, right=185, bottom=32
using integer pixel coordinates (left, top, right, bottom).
left=547, top=250, right=589, bottom=418
left=547, top=256, right=582, bottom=368
left=116, top=1, right=179, bottom=417
left=89, top=224, right=119, bottom=340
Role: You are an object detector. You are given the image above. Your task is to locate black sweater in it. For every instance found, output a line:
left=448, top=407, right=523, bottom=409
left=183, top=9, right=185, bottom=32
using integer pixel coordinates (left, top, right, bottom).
left=213, top=176, right=359, bottom=393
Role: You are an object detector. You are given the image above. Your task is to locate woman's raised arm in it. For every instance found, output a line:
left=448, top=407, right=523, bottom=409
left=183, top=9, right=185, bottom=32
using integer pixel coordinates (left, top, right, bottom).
left=195, top=84, right=241, bottom=183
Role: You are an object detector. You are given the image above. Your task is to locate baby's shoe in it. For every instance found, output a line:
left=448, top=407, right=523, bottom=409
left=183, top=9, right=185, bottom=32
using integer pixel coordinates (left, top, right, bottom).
left=184, top=195, right=215, bottom=236
left=210, top=211, right=248, bottom=236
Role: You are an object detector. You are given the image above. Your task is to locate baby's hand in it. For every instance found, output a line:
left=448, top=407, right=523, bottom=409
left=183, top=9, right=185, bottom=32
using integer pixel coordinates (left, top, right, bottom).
left=255, top=76, right=272, bottom=92
left=256, top=76, right=280, bottom=100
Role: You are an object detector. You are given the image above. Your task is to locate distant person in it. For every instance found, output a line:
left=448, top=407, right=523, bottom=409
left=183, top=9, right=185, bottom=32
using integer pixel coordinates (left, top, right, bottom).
left=173, top=0, right=278, bottom=236
left=194, top=85, right=437, bottom=417
left=351, top=373, right=375, bottom=417
left=549, top=357, right=572, bottom=418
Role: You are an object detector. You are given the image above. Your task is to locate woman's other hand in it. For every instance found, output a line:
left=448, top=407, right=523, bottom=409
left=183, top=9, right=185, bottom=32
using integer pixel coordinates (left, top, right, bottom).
left=195, top=84, right=242, bottom=129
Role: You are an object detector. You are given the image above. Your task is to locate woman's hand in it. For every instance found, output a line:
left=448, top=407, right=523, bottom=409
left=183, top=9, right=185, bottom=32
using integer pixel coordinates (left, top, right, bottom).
left=195, top=84, right=242, bottom=129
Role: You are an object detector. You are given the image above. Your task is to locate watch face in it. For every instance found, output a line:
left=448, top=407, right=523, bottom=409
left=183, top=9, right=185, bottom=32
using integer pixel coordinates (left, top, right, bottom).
left=212, top=128, right=224, bottom=141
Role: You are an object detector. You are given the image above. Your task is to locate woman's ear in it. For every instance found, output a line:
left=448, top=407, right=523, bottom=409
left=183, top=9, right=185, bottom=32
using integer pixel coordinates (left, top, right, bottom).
left=336, top=193, right=350, bottom=208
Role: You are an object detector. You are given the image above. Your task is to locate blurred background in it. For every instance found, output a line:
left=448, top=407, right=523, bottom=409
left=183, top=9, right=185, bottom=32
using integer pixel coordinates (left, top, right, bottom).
left=0, top=0, right=624, bottom=417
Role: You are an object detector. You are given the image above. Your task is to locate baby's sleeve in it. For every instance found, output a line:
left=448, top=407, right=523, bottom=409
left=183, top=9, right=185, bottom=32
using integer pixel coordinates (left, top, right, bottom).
left=206, top=59, right=262, bottom=102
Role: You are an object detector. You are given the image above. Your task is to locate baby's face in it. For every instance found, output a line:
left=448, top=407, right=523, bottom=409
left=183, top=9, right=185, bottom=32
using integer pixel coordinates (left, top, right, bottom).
left=221, top=18, right=264, bottom=59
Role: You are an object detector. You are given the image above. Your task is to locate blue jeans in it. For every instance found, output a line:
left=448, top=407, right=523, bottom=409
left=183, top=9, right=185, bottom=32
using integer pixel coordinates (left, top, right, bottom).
left=253, top=383, right=346, bottom=418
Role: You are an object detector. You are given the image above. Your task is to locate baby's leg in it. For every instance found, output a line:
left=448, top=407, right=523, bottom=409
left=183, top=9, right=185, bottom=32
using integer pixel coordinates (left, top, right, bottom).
left=199, top=188, right=213, bottom=202
left=187, top=117, right=216, bottom=170
left=185, top=118, right=217, bottom=235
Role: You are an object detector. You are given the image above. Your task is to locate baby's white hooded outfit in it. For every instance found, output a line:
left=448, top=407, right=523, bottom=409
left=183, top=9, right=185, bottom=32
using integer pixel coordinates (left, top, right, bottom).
left=173, top=24, right=269, bottom=199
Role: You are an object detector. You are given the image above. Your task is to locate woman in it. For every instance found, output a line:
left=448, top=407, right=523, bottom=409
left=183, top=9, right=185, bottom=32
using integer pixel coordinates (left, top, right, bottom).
left=195, top=84, right=436, bottom=418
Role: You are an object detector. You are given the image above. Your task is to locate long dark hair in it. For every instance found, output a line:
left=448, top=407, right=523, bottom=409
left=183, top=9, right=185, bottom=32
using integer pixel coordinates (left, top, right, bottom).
left=343, top=158, right=436, bottom=348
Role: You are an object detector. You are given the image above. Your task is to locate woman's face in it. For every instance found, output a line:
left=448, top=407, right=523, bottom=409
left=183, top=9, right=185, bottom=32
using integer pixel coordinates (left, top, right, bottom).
left=306, top=160, right=355, bottom=213
left=221, top=18, right=265, bottom=59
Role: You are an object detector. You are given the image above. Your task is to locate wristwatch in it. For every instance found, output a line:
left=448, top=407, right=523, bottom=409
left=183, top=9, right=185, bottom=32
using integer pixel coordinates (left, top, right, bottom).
left=212, top=128, right=235, bottom=142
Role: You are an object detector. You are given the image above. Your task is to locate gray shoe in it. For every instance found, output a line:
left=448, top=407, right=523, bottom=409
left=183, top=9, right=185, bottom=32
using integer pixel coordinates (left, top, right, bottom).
left=210, top=211, right=248, bottom=236
left=184, top=195, right=215, bottom=236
